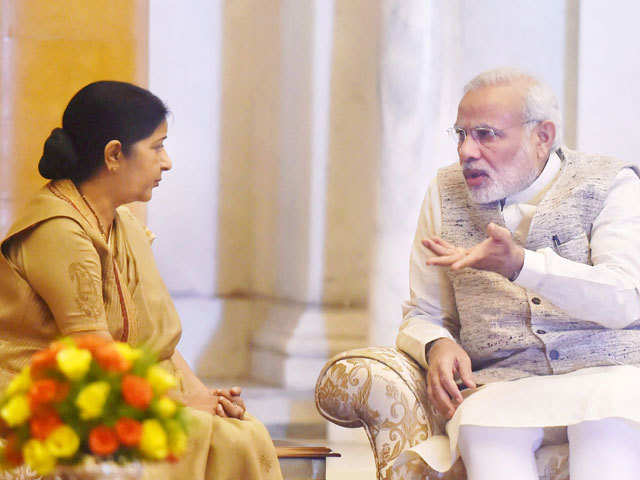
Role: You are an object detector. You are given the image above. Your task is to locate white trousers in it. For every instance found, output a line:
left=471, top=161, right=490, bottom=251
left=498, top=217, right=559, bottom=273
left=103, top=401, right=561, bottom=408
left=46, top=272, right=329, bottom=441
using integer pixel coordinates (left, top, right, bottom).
left=458, top=418, right=640, bottom=480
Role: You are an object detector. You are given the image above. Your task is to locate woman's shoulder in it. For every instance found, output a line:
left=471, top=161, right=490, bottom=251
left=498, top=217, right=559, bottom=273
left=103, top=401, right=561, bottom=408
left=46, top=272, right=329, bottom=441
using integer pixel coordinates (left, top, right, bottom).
left=4, top=181, right=89, bottom=242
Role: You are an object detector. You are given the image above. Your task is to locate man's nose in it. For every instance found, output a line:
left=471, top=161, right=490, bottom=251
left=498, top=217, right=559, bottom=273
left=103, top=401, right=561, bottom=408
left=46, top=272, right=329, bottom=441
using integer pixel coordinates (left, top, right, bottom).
left=458, top=131, right=481, bottom=164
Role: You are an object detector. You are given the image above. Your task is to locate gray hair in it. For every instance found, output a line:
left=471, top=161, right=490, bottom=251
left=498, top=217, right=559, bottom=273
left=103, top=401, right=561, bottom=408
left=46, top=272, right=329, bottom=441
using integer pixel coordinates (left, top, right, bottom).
left=464, top=68, right=562, bottom=151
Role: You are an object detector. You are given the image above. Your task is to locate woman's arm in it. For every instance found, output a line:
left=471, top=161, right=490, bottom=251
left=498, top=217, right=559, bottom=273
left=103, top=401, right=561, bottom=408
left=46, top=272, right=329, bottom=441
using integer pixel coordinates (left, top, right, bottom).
left=170, top=349, right=245, bottom=419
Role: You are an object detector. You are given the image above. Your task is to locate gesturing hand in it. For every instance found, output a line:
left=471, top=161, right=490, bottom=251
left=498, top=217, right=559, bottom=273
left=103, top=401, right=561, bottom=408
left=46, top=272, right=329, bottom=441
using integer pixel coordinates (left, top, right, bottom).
left=423, top=223, right=524, bottom=280
left=427, top=338, right=476, bottom=419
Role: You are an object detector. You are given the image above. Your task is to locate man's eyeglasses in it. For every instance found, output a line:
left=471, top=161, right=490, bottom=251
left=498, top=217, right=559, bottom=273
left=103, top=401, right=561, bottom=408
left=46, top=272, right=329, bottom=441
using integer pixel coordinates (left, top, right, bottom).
left=447, top=119, right=541, bottom=147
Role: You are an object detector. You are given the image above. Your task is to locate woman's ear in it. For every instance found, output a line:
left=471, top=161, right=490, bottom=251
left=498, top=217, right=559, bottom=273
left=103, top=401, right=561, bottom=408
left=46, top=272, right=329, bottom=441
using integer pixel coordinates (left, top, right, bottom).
left=104, top=140, right=123, bottom=173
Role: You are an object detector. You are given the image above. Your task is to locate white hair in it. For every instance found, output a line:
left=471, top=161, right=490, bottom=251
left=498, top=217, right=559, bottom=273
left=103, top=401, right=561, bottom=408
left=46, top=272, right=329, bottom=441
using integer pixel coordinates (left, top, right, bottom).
left=463, top=68, right=563, bottom=151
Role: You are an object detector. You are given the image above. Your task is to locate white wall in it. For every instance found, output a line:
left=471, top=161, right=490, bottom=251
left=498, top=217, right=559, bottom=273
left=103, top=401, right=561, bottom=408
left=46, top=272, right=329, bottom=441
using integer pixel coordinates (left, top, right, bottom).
left=576, top=1, right=640, bottom=163
left=148, top=0, right=222, bottom=297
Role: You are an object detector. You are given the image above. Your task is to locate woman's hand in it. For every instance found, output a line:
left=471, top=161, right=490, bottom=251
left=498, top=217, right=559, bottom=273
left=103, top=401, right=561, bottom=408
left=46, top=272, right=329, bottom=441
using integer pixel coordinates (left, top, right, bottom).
left=174, top=387, right=220, bottom=416
left=211, top=386, right=246, bottom=419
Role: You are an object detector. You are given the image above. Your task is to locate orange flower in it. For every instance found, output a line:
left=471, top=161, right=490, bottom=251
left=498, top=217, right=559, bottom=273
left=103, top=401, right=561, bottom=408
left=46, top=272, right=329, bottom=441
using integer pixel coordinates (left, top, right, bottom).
left=30, top=345, right=62, bottom=379
left=53, top=381, right=70, bottom=402
left=88, top=425, right=119, bottom=456
left=115, top=418, right=142, bottom=446
left=29, top=407, right=62, bottom=440
left=95, top=343, right=131, bottom=373
left=121, top=375, right=153, bottom=410
left=4, top=432, right=23, bottom=466
left=29, top=379, right=57, bottom=407
left=72, top=334, right=110, bottom=355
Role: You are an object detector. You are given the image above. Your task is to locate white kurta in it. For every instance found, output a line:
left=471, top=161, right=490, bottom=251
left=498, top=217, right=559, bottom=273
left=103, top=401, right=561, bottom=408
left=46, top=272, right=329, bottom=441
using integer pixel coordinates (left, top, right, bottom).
left=395, top=152, right=640, bottom=471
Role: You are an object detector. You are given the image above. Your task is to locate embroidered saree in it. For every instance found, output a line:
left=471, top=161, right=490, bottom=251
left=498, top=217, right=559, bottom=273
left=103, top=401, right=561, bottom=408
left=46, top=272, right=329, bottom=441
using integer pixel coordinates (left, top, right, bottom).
left=0, top=180, right=282, bottom=479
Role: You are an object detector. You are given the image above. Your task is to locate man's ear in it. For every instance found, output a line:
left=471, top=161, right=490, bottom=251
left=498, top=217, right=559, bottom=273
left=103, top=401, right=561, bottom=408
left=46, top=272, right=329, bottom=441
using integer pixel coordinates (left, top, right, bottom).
left=104, top=140, right=123, bottom=173
left=535, top=120, right=556, bottom=158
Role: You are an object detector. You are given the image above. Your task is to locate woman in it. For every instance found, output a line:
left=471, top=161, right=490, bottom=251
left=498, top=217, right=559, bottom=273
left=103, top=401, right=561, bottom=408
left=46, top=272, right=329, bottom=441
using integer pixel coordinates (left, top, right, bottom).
left=0, top=81, right=282, bottom=479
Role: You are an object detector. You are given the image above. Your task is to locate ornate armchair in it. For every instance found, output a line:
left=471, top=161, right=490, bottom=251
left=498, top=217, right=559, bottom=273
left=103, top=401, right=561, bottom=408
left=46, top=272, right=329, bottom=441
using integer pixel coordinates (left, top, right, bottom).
left=315, top=347, right=569, bottom=480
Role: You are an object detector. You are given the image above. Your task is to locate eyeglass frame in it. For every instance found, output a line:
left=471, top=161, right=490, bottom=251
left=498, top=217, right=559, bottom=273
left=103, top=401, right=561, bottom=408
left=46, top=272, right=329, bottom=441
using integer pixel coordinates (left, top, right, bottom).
left=446, top=119, right=542, bottom=148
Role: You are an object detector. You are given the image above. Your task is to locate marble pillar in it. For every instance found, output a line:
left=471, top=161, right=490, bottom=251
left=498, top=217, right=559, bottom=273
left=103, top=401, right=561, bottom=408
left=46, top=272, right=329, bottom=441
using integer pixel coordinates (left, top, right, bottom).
left=149, top=1, right=380, bottom=389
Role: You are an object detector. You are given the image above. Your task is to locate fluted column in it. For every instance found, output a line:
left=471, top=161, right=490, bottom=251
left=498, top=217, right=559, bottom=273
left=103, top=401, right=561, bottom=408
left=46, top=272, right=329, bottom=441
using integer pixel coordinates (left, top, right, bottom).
left=0, top=0, right=149, bottom=235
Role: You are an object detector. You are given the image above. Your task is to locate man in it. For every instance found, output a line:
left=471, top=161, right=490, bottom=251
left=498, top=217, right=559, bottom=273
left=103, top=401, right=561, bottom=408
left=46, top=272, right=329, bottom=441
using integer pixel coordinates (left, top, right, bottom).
left=396, top=68, right=640, bottom=480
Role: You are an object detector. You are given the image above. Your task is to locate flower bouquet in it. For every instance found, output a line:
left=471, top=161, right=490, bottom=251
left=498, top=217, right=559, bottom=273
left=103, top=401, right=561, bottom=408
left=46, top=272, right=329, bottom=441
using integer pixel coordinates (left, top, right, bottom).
left=0, top=336, right=188, bottom=477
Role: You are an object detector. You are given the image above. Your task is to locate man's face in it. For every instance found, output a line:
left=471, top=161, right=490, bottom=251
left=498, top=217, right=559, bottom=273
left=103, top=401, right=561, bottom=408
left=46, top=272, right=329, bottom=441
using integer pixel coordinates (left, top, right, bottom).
left=454, top=84, right=544, bottom=204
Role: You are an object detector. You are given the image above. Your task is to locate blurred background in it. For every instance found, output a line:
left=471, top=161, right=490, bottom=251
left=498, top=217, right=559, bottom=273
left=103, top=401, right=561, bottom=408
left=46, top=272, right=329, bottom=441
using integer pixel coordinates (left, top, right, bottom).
left=1, top=0, right=639, bottom=453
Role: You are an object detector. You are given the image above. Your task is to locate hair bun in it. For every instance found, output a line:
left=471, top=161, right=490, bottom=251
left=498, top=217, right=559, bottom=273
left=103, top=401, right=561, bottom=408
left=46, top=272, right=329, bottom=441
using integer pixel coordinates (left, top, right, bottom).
left=38, top=128, right=80, bottom=180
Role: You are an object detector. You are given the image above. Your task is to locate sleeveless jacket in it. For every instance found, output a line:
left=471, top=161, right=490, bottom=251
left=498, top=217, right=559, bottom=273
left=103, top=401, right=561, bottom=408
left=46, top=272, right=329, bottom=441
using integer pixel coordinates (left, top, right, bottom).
left=437, top=147, right=640, bottom=384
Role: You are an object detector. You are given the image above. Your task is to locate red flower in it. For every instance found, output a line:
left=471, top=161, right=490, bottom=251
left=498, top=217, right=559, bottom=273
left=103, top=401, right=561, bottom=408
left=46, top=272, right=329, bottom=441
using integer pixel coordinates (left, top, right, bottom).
left=121, top=375, right=153, bottom=410
left=95, top=343, right=131, bottom=373
left=29, top=407, right=62, bottom=440
left=115, top=418, right=142, bottom=446
left=89, top=425, right=120, bottom=456
left=4, top=432, right=23, bottom=466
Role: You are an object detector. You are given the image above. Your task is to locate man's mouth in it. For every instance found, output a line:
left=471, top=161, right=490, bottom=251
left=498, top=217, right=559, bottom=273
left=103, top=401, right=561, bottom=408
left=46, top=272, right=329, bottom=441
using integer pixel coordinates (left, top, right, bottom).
left=463, top=169, right=488, bottom=187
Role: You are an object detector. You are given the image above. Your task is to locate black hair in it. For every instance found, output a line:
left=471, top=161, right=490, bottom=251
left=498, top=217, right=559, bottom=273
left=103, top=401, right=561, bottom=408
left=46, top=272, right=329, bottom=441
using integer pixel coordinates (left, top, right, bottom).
left=38, top=81, right=169, bottom=182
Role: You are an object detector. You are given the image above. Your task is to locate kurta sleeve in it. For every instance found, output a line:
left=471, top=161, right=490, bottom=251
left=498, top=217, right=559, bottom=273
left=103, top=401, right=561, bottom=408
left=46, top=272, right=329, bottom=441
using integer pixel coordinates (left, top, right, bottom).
left=5, top=217, right=109, bottom=335
left=396, top=178, right=460, bottom=369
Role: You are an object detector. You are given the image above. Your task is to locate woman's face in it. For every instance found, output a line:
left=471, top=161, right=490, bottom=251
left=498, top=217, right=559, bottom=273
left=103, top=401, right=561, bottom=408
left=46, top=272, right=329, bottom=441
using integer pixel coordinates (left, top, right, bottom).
left=118, top=120, right=171, bottom=203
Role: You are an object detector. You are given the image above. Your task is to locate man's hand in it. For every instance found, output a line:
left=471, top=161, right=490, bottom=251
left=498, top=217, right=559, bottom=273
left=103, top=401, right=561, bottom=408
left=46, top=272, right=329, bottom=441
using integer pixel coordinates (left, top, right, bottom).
left=427, top=338, right=475, bottom=419
left=423, top=223, right=524, bottom=280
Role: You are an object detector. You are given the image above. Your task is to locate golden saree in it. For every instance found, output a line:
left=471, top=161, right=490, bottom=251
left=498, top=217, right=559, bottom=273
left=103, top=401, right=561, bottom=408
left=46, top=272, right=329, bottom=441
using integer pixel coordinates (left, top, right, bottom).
left=0, top=180, right=282, bottom=480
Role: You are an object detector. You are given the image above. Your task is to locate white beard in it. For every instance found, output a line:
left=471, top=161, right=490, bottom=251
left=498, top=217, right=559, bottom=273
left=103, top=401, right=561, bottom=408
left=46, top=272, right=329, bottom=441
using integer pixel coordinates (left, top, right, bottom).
left=465, top=142, right=540, bottom=204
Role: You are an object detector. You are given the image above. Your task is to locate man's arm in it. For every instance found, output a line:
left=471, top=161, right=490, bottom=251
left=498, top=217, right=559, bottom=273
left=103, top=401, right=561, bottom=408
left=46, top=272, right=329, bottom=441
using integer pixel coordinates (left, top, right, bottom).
left=396, top=180, right=475, bottom=419
left=516, top=167, right=640, bottom=328
left=396, top=179, right=460, bottom=368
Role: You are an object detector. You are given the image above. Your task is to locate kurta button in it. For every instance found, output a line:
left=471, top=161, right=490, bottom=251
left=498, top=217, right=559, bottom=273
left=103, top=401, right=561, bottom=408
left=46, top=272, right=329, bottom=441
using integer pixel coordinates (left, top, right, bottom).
left=549, top=350, right=560, bottom=360
left=536, top=329, right=546, bottom=335
left=532, top=297, right=541, bottom=305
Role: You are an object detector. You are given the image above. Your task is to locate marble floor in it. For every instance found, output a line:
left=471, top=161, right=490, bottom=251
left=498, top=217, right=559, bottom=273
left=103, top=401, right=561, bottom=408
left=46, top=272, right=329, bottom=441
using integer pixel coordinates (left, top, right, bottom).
left=276, top=427, right=377, bottom=480
left=324, top=439, right=376, bottom=480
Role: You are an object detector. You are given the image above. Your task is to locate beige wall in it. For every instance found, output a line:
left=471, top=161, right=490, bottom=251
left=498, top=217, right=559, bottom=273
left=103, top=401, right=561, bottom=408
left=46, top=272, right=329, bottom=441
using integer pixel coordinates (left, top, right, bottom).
left=0, top=0, right=149, bottom=235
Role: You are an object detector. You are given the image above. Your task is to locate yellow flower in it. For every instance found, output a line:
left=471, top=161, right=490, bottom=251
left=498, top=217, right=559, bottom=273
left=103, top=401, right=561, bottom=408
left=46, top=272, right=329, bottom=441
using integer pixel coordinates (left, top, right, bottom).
left=152, top=396, right=177, bottom=419
left=45, top=425, right=80, bottom=458
left=165, top=419, right=188, bottom=457
left=114, top=342, right=142, bottom=363
left=168, top=426, right=188, bottom=457
left=139, top=419, right=168, bottom=460
left=56, top=347, right=92, bottom=381
left=75, top=381, right=110, bottom=420
left=22, top=439, right=56, bottom=475
left=146, top=365, right=177, bottom=395
left=1, top=394, right=31, bottom=427
left=6, top=366, right=32, bottom=396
